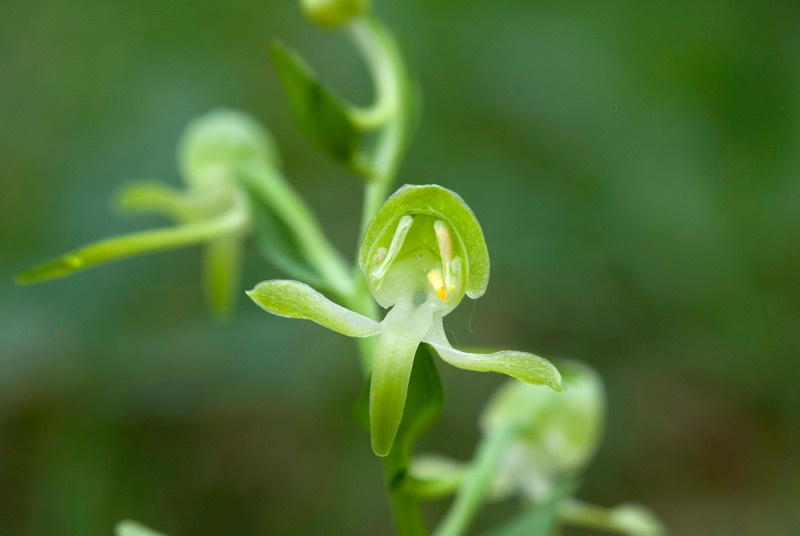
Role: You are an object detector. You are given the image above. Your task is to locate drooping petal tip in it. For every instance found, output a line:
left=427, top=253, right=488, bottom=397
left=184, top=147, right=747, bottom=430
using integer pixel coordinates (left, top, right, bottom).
left=423, top=318, right=565, bottom=393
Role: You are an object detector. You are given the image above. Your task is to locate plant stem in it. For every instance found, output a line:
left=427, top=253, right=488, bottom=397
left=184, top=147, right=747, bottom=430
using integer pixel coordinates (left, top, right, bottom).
left=350, top=15, right=414, bottom=232
left=387, top=485, right=428, bottom=536
left=434, top=425, right=518, bottom=536
left=241, top=165, right=355, bottom=300
left=348, top=18, right=401, bottom=131
left=349, top=13, right=428, bottom=535
left=381, top=420, right=430, bottom=536
left=346, top=286, right=427, bottom=534
left=16, top=195, right=249, bottom=284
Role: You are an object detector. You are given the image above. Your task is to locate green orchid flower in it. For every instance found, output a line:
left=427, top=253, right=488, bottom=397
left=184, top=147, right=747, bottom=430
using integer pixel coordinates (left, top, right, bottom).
left=15, top=109, right=280, bottom=318
left=481, top=367, right=664, bottom=535
left=406, top=361, right=604, bottom=505
left=481, top=361, right=605, bottom=501
left=248, top=184, right=564, bottom=457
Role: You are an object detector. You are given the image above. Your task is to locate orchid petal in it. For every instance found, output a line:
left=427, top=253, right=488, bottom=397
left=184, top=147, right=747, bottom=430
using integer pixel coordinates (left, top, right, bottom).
left=423, top=318, right=564, bottom=392
left=247, top=280, right=380, bottom=337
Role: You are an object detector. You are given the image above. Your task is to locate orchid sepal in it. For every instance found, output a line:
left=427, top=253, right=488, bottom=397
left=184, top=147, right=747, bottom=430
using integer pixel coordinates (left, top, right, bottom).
left=423, top=316, right=565, bottom=392
left=247, top=280, right=380, bottom=337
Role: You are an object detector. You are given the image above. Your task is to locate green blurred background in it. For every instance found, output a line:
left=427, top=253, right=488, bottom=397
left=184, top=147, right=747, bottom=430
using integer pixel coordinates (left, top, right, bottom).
left=3, top=0, right=799, bottom=534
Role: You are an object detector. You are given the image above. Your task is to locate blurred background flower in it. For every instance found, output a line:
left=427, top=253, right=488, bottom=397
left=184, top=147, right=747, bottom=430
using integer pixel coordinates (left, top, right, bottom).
left=2, top=0, right=798, bottom=534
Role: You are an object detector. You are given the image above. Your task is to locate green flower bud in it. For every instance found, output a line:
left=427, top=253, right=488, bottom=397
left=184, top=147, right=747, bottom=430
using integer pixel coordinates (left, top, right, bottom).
left=359, top=184, right=490, bottom=314
left=179, top=109, right=281, bottom=191
left=300, top=0, right=371, bottom=28
left=481, top=361, right=604, bottom=499
left=16, top=109, right=280, bottom=319
left=115, top=520, right=168, bottom=536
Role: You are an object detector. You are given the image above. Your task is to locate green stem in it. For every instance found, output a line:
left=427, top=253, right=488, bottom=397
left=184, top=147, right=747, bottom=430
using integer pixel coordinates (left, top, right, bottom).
left=346, top=14, right=409, bottom=370
left=241, top=165, right=355, bottom=300
left=434, top=425, right=518, bottom=536
left=348, top=18, right=401, bottom=130
left=387, top=485, right=428, bottom=536
left=350, top=15, right=413, bottom=232
left=16, top=200, right=249, bottom=284
left=348, top=13, right=425, bottom=535
left=345, top=271, right=429, bottom=535
left=360, top=179, right=393, bottom=243
left=347, top=290, right=427, bottom=535
left=381, top=416, right=429, bottom=536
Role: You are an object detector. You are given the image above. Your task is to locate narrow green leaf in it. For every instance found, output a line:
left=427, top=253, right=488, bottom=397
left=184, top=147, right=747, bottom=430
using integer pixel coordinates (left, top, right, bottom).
left=247, top=280, right=380, bottom=337
left=203, top=234, right=244, bottom=319
left=16, top=208, right=247, bottom=285
left=270, top=41, right=368, bottom=176
left=115, top=520, right=168, bottom=536
left=424, top=318, right=564, bottom=392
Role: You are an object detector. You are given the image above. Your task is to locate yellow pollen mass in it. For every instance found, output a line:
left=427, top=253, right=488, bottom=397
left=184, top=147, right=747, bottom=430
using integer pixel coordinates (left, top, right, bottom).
left=427, top=270, right=448, bottom=301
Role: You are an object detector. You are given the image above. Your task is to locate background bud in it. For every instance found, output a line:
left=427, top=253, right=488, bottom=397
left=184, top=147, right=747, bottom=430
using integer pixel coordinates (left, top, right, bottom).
left=300, top=0, right=371, bottom=28
left=481, top=361, right=604, bottom=499
left=179, top=109, right=281, bottom=191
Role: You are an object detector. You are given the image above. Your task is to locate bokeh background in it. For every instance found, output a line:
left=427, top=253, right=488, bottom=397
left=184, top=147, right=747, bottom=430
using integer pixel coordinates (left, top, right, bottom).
left=2, top=0, right=799, bottom=534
